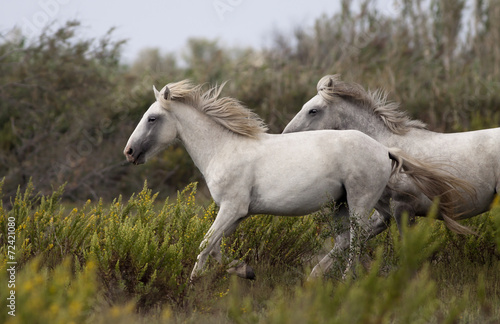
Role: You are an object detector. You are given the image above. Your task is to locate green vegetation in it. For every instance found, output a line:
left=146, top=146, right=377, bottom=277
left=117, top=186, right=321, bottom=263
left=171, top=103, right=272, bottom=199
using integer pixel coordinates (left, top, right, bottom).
left=2, top=0, right=500, bottom=322
left=0, top=181, right=322, bottom=323
left=1, top=181, right=500, bottom=323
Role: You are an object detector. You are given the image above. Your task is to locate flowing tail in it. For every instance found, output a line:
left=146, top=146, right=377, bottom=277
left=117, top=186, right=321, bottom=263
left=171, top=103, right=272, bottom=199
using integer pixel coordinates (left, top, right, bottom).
left=387, top=147, right=476, bottom=235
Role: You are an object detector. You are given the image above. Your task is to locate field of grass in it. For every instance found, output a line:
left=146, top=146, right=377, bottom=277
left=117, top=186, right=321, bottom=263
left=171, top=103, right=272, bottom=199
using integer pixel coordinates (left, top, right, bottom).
left=1, top=180, right=500, bottom=323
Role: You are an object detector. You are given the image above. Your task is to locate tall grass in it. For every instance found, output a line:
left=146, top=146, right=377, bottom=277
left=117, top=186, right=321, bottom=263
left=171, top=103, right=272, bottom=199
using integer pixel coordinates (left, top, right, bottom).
left=0, top=180, right=321, bottom=322
left=1, top=181, right=500, bottom=322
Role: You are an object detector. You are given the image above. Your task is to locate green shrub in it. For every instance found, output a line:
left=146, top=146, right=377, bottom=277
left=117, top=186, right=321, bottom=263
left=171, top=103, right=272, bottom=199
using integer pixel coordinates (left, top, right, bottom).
left=0, top=257, right=97, bottom=324
left=220, top=216, right=440, bottom=324
left=0, top=180, right=323, bottom=315
left=86, top=182, right=212, bottom=309
left=227, top=214, right=323, bottom=271
left=1, top=180, right=500, bottom=322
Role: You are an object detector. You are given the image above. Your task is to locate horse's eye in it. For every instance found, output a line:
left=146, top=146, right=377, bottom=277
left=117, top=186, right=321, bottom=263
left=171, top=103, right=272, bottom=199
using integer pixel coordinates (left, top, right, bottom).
left=148, top=116, right=157, bottom=123
left=309, top=109, right=319, bottom=115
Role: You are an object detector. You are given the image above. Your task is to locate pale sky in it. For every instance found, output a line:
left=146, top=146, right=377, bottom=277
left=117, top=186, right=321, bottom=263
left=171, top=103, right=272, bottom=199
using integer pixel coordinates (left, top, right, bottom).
left=0, top=1, right=405, bottom=62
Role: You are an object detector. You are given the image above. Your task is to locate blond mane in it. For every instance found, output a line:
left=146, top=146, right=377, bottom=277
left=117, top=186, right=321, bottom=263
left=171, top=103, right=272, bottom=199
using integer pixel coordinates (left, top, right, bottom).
left=317, top=75, right=427, bottom=135
left=157, top=80, right=268, bottom=138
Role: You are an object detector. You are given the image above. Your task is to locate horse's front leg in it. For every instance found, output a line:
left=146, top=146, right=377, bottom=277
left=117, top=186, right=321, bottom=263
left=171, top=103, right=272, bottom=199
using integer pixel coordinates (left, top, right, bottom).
left=205, top=238, right=256, bottom=279
left=190, top=203, right=249, bottom=281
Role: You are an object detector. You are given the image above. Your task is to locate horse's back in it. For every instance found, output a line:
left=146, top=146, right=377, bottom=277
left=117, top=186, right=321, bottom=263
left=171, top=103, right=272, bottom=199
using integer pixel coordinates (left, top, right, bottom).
left=405, top=128, right=500, bottom=177
left=407, top=127, right=500, bottom=157
left=246, top=130, right=393, bottom=215
left=399, top=127, right=500, bottom=216
left=260, top=130, right=390, bottom=170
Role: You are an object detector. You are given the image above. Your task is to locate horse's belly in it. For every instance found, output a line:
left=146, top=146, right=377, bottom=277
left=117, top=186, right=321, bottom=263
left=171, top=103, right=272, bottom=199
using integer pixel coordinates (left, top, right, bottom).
left=248, top=179, right=345, bottom=216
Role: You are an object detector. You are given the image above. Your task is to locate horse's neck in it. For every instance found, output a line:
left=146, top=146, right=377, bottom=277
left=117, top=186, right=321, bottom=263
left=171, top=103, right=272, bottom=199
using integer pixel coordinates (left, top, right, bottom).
left=342, top=106, right=392, bottom=140
left=340, top=105, right=432, bottom=148
left=172, top=104, right=234, bottom=175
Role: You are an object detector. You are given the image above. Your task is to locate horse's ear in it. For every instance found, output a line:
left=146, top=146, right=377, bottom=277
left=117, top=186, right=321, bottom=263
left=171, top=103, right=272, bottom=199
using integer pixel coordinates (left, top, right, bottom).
left=317, top=74, right=340, bottom=92
left=153, top=85, right=160, bottom=100
left=163, top=86, right=171, bottom=100
left=332, top=82, right=366, bottom=101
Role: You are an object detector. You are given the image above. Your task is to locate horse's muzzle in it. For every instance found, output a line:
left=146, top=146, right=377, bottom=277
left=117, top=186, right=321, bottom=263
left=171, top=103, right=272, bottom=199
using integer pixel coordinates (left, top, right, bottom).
left=123, top=145, right=145, bottom=165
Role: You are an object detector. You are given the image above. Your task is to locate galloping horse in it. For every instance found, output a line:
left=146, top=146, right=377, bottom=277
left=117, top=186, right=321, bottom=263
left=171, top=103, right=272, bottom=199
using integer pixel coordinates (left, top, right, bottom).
left=284, top=75, right=491, bottom=235
left=124, top=80, right=469, bottom=280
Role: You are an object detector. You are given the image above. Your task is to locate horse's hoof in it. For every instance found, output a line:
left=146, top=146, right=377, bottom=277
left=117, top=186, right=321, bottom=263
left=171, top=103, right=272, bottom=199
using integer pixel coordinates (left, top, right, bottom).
left=227, top=263, right=256, bottom=280
left=189, top=275, right=198, bottom=286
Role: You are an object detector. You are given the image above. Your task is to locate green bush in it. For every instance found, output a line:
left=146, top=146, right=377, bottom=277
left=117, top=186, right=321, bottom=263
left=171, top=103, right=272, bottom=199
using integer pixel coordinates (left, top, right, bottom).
left=0, top=257, right=97, bottom=324
left=1, top=181, right=500, bottom=322
left=224, top=210, right=500, bottom=324
left=228, top=214, right=322, bottom=270
left=86, top=182, right=211, bottom=309
left=0, top=180, right=325, bottom=318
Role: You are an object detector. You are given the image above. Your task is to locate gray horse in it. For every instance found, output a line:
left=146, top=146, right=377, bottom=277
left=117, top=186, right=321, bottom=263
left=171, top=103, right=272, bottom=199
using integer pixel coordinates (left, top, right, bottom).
left=284, top=74, right=490, bottom=235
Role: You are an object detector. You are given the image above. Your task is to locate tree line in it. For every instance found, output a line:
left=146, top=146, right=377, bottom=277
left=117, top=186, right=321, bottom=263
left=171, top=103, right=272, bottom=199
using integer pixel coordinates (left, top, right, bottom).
left=1, top=0, right=500, bottom=202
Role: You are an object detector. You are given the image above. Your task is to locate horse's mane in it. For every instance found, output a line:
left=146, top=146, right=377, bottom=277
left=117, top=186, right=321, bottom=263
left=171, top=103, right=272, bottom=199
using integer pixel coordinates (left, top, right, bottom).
left=158, top=80, right=268, bottom=138
left=317, top=75, right=427, bottom=135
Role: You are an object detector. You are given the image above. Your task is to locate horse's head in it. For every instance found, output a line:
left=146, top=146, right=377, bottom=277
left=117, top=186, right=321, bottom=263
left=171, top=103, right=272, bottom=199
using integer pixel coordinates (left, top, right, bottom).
left=283, top=74, right=424, bottom=136
left=124, top=85, right=177, bottom=165
left=283, top=75, right=346, bottom=134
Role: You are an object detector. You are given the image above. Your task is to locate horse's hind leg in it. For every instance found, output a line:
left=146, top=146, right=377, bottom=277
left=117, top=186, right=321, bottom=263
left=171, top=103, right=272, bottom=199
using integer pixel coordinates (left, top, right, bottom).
left=308, top=204, right=391, bottom=280
left=343, top=178, right=389, bottom=277
left=389, top=187, right=418, bottom=235
left=309, top=205, right=350, bottom=279
left=393, top=202, right=416, bottom=235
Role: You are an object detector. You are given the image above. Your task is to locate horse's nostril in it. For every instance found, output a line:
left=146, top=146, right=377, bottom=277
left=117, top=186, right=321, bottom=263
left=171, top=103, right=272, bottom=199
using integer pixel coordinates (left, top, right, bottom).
left=127, top=147, right=133, bottom=155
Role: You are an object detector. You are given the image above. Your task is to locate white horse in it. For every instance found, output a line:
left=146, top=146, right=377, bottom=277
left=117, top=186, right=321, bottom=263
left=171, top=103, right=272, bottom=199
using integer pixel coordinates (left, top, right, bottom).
left=284, top=74, right=489, bottom=234
left=124, top=80, right=468, bottom=280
